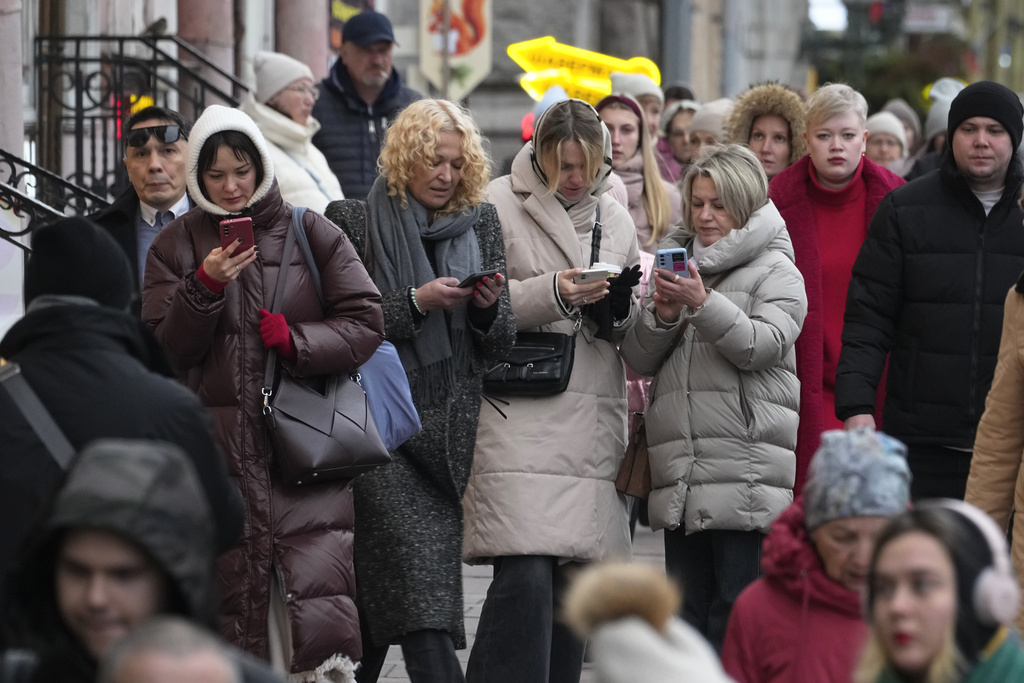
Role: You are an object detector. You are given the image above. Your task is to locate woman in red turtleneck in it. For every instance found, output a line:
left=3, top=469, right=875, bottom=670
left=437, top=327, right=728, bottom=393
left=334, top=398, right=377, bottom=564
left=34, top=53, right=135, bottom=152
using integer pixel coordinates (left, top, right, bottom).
left=768, top=84, right=905, bottom=494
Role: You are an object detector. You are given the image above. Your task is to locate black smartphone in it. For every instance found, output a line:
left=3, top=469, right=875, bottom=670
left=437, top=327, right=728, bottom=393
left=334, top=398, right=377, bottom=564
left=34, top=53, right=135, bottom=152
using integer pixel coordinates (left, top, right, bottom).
left=457, top=269, right=500, bottom=288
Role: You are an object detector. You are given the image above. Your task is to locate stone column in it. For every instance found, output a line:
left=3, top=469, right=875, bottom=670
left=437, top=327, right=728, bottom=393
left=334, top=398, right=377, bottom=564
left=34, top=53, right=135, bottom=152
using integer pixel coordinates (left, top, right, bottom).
left=0, top=0, right=23, bottom=156
left=177, top=0, right=234, bottom=113
left=276, top=0, right=331, bottom=79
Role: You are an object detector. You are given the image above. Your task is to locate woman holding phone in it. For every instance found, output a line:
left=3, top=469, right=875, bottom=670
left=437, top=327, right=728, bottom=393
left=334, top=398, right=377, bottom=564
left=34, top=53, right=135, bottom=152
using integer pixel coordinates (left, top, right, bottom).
left=620, top=144, right=806, bottom=652
left=142, top=105, right=385, bottom=680
left=462, top=98, right=641, bottom=683
left=325, top=99, right=515, bottom=683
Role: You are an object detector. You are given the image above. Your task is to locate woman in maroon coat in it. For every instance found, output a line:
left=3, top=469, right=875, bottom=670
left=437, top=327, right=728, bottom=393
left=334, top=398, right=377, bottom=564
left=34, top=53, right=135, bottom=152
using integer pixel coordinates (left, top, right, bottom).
left=143, top=105, right=384, bottom=681
left=722, top=429, right=911, bottom=683
left=768, top=84, right=905, bottom=493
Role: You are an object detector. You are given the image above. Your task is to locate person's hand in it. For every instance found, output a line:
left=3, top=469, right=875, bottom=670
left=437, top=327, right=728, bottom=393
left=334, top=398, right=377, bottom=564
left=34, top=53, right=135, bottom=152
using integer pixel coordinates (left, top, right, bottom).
left=652, top=259, right=705, bottom=322
left=203, top=238, right=258, bottom=284
left=470, top=273, right=504, bottom=309
left=844, top=414, right=876, bottom=430
left=413, top=277, right=475, bottom=312
left=557, top=268, right=610, bottom=308
left=608, top=265, right=642, bottom=320
left=259, top=308, right=296, bottom=361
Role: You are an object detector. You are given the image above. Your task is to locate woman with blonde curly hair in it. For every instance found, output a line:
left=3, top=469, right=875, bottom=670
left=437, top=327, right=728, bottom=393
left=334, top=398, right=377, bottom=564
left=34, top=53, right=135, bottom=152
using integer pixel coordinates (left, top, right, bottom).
left=324, top=99, right=516, bottom=683
left=597, top=93, right=682, bottom=253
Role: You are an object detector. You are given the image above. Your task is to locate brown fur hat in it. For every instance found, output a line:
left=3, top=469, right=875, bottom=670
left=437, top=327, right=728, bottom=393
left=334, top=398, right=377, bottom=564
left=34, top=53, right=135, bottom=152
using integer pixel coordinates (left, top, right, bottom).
left=563, top=562, right=681, bottom=637
left=727, top=82, right=807, bottom=166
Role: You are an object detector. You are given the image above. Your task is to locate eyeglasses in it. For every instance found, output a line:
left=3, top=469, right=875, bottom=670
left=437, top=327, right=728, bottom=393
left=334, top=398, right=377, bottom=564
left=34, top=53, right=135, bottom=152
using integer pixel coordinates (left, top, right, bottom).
left=284, top=85, right=320, bottom=101
left=126, top=125, right=185, bottom=149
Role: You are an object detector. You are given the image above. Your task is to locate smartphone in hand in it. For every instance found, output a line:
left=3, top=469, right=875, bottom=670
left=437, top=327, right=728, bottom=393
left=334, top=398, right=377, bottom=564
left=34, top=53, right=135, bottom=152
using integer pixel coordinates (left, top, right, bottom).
left=656, top=248, right=689, bottom=280
left=457, top=269, right=500, bottom=288
left=575, top=269, right=610, bottom=284
left=220, top=217, right=254, bottom=253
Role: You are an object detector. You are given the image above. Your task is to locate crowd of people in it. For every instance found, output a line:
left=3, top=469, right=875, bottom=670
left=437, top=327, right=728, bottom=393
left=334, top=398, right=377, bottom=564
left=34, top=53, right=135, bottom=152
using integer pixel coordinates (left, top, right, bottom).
left=6, top=7, right=1024, bottom=683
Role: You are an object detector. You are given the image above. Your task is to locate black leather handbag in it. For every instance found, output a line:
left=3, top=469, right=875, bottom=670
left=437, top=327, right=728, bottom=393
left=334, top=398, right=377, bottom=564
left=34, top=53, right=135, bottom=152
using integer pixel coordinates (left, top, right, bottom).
left=262, top=208, right=391, bottom=486
left=483, top=330, right=577, bottom=396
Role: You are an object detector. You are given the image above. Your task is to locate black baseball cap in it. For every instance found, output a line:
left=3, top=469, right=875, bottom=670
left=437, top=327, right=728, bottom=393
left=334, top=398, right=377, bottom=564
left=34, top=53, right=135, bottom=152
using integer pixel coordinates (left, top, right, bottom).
left=342, top=11, right=397, bottom=48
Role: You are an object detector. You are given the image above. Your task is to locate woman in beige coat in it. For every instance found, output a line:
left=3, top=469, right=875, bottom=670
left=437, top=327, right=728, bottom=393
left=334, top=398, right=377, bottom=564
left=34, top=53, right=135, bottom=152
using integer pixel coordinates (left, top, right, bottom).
left=620, top=144, right=806, bottom=653
left=463, top=99, right=641, bottom=683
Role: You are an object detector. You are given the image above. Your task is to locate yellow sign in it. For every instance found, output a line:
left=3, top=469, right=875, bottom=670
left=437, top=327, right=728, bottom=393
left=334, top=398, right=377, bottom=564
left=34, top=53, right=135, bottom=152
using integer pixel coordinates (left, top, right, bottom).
left=507, top=37, right=661, bottom=104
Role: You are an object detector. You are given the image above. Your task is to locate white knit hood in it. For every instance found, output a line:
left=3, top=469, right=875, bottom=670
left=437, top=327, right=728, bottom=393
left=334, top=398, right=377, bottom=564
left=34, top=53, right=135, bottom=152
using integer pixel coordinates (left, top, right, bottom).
left=186, top=104, right=276, bottom=216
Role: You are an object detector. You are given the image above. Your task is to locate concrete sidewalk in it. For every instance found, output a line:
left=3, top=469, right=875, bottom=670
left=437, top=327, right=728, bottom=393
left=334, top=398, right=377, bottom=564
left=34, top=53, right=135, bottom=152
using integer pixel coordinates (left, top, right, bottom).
left=378, top=525, right=665, bottom=682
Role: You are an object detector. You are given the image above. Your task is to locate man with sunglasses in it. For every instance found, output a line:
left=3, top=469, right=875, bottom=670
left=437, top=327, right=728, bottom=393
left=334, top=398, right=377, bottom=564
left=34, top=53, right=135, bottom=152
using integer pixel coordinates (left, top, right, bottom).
left=91, top=106, right=192, bottom=296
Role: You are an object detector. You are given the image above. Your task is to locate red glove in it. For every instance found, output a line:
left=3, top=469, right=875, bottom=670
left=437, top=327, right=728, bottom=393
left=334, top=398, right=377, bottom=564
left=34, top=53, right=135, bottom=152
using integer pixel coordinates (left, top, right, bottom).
left=259, top=308, right=296, bottom=361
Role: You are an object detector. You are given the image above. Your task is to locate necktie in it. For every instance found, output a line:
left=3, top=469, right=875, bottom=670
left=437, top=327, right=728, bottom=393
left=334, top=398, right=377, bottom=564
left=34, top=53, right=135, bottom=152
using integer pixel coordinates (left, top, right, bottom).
left=154, top=211, right=171, bottom=229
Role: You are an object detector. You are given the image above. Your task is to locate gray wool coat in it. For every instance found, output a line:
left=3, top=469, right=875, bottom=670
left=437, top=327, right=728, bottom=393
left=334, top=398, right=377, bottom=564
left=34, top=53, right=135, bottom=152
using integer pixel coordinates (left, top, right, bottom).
left=325, top=199, right=516, bottom=649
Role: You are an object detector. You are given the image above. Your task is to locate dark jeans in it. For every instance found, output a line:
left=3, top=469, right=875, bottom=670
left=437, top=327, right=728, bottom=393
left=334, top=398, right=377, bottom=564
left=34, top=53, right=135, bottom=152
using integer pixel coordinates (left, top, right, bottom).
left=466, top=555, right=585, bottom=683
left=664, top=527, right=764, bottom=653
left=907, top=444, right=973, bottom=500
left=357, top=629, right=464, bottom=683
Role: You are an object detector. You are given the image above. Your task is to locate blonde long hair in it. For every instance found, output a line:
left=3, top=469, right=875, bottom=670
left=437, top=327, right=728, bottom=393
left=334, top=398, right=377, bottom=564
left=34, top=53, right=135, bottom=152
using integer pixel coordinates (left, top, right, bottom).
left=599, top=97, right=673, bottom=245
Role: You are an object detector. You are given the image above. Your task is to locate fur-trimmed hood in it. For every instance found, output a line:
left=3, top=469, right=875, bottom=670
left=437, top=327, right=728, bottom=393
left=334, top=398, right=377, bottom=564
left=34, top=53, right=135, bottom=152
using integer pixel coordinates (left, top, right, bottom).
left=185, top=104, right=276, bottom=217
left=727, top=83, right=807, bottom=166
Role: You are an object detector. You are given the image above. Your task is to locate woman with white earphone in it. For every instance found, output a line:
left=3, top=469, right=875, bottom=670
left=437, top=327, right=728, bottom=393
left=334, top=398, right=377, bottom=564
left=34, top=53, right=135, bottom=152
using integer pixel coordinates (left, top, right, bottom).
left=856, top=499, right=1024, bottom=682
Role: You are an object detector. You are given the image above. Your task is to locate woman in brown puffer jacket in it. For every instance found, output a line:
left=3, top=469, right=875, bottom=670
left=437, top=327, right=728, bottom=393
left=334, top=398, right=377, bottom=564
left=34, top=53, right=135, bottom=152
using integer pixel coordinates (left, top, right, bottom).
left=142, top=105, right=384, bottom=682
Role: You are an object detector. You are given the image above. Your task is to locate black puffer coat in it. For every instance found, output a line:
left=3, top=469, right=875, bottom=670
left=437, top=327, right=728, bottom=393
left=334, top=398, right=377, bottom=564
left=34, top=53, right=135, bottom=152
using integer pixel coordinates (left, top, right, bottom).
left=0, top=303, right=244, bottom=605
left=836, top=150, right=1024, bottom=447
left=311, top=62, right=420, bottom=201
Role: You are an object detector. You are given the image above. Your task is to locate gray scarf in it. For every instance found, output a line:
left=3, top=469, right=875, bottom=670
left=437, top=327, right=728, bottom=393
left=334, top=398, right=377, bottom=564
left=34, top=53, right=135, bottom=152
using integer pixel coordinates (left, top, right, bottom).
left=365, top=175, right=482, bottom=402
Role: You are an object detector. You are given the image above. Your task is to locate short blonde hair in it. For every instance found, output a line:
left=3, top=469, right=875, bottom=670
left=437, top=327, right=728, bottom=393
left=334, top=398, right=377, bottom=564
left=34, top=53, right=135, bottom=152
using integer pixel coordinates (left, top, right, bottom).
left=680, top=144, right=768, bottom=232
left=378, top=99, right=489, bottom=217
left=534, top=100, right=606, bottom=196
left=805, top=83, right=868, bottom=129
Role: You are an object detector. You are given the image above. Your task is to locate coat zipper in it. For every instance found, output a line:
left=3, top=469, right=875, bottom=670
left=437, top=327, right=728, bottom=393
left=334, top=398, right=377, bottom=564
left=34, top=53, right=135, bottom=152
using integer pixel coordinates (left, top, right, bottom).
left=969, top=227, right=984, bottom=425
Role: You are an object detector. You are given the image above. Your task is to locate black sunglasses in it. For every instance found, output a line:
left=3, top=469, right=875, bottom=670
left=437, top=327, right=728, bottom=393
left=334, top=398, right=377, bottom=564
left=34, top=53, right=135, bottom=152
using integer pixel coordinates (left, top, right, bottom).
left=126, top=125, right=185, bottom=149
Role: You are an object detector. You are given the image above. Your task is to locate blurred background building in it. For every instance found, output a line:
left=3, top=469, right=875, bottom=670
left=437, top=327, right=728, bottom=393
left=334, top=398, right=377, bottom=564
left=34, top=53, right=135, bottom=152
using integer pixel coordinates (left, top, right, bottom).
left=0, top=0, right=1014, bottom=334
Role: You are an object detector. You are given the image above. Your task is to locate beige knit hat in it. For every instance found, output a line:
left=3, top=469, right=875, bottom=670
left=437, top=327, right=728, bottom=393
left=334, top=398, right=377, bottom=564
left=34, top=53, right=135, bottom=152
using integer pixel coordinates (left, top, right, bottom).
left=609, top=71, right=664, bottom=105
left=253, top=50, right=314, bottom=104
left=866, top=111, right=908, bottom=158
left=689, top=98, right=734, bottom=141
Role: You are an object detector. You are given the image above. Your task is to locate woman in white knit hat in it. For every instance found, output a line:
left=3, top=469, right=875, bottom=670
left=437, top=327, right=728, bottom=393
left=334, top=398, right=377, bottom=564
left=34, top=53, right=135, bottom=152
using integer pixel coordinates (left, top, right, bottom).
left=688, top=98, right=735, bottom=161
left=241, top=50, right=345, bottom=212
left=865, top=111, right=909, bottom=175
left=142, top=104, right=385, bottom=682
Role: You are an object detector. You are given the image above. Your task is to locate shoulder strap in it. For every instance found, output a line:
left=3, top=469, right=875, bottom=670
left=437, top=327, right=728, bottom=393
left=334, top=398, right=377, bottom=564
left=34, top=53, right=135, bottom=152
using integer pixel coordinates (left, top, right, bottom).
left=589, top=204, right=602, bottom=267
left=0, top=363, right=74, bottom=469
left=0, top=649, right=40, bottom=683
left=288, top=207, right=323, bottom=306
left=263, top=212, right=301, bottom=393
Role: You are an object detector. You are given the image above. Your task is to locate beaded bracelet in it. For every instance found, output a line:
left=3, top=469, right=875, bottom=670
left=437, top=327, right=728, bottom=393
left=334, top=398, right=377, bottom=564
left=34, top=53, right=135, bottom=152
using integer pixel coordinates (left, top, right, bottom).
left=410, top=287, right=425, bottom=315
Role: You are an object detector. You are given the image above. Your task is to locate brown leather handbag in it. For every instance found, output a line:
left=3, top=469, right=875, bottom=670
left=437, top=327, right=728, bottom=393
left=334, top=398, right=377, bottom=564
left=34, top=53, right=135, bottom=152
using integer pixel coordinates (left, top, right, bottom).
left=615, top=412, right=652, bottom=498
left=261, top=208, right=391, bottom=486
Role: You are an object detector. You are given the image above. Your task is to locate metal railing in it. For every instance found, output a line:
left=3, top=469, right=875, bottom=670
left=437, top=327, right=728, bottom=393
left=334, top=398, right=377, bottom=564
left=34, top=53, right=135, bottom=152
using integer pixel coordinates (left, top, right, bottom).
left=35, top=34, right=249, bottom=201
left=0, top=149, right=112, bottom=252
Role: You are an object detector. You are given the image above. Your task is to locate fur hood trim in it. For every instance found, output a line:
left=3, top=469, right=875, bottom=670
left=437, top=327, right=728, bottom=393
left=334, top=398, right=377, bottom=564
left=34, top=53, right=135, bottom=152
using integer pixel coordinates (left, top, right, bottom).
left=563, top=562, right=681, bottom=637
left=727, top=83, right=807, bottom=166
left=186, top=104, right=276, bottom=217
left=288, top=653, right=358, bottom=683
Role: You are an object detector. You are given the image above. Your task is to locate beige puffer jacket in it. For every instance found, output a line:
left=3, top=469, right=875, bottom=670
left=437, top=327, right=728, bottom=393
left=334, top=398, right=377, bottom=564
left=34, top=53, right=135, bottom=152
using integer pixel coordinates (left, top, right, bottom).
left=620, top=200, right=806, bottom=534
left=463, top=142, right=640, bottom=564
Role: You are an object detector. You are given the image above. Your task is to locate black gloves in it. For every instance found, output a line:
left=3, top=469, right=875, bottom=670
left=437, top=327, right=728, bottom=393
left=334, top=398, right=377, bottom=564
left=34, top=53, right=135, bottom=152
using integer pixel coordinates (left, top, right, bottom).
left=585, top=264, right=641, bottom=343
left=608, top=265, right=642, bottom=321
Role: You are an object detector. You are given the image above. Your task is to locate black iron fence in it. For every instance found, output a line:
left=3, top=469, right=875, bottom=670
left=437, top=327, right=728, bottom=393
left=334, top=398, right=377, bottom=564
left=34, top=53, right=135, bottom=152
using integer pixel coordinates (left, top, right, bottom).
left=0, top=148, right=111, bottom=252
left=35, top=34, right=248, bottom=201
